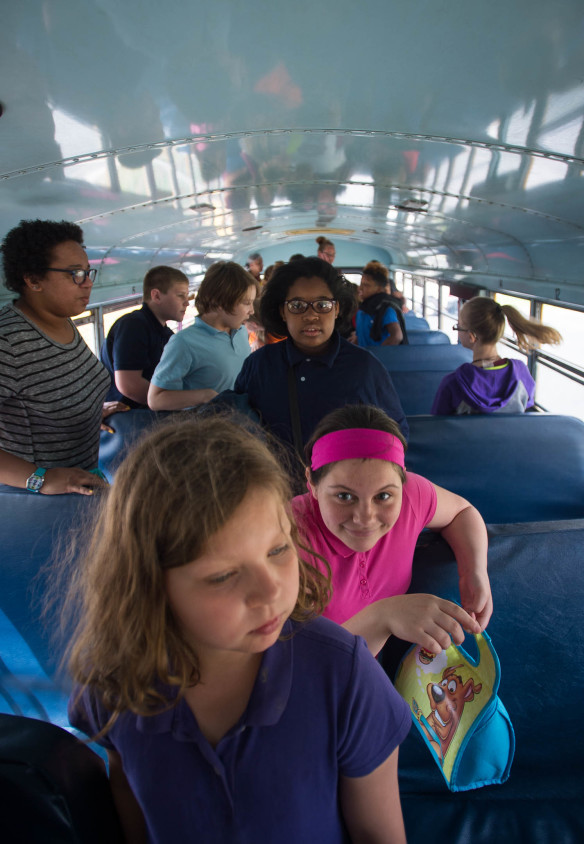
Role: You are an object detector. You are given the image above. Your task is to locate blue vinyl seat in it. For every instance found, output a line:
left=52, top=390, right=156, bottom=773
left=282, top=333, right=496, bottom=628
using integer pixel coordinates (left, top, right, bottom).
left=369, top=344, right=472, bottom=371
left=0, top=486, right=98, bottom=725
left=406, top=329, right=450, bottom=345
left=99, top=408, right=172, bottom=481
left=405, top=414, right=584, bottom=522
left=368, top=345, right=472, bottom=415
left=380, top=519, right=584, bottom=844
left=404, top=313, right=430, bottom=330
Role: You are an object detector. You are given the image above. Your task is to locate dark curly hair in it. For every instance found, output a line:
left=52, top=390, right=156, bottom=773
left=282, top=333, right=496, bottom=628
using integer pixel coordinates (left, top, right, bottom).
left=1, top=219, right=84, bottom=294
left=259, top=257, right=355, bottom=337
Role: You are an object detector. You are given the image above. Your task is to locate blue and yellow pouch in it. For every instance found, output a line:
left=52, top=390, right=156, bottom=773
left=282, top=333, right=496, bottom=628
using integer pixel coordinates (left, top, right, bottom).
left=394, top=630, right=515, bottom=792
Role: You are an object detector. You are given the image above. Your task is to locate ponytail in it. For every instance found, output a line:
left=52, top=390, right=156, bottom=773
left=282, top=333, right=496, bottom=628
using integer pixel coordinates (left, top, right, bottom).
left=463, top=297, right=562, bottom=351
left=500, top=304, right=562, bottom=352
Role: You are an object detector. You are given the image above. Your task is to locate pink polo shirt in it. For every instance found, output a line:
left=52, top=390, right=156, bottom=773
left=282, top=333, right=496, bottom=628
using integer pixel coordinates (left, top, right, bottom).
left=291, top=473, right=437, bottom=625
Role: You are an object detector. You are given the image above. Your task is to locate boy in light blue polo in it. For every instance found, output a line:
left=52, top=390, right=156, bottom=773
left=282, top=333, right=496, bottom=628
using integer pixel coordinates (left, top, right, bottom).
left=148, top=262, right=258, bottom=411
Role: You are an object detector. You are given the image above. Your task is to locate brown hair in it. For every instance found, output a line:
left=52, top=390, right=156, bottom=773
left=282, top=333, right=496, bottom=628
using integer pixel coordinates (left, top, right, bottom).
left=143, top=266, right=189, bottom=300
left=65, top=415, right=330, bottom=726
left=316, top=236, right=335, bottom=253
left=462, top=297, right=562, bottom=352
left=305, top=405, right=407, bottom=485
left=195, top=261, right=258, bottom=315
left=263, top=261, right=285, bottom=284
left=361, top=260, right=389, bottom=288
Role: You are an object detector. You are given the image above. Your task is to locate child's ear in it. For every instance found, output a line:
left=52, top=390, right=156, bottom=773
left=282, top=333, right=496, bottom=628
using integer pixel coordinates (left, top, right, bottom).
left=305, top=467, right=317, bottom=498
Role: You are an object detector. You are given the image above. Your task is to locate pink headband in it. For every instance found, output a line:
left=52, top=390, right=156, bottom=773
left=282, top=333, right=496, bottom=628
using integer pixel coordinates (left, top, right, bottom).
left=310, top=428, right=405, bottom=471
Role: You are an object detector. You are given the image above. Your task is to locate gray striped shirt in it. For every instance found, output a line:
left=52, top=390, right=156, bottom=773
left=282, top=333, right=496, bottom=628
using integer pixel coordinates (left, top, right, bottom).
left=0, top=304, right=110, bottom=469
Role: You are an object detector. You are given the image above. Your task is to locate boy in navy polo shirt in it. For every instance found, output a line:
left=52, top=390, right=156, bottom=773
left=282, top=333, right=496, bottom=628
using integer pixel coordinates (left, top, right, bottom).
left=101, top=266, right=190, bottom=408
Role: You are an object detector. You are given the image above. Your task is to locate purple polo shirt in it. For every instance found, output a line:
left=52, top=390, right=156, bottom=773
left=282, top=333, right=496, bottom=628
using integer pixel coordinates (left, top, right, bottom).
left=69, top=617, right=410, bottom=843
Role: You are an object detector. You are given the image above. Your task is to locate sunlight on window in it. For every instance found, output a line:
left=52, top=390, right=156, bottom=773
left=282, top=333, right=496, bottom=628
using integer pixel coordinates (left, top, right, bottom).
left=540, top=304, right=583, bottom=369
left=536, top=364, right=584, bottom=422
left=52, top=108, right=103, bottom=161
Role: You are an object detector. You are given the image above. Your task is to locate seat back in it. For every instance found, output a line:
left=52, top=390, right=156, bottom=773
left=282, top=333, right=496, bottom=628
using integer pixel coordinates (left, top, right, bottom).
left=405, top=414, right=584, bottom=522
left=380, top=520, right=584, bottom=843
left=407, top=329, right=451, bottom=345
left=368, top=344, right=472, bottom=371
left=403, top=313, right=430, bottom=330
left=99, top=408, right=172, bottom=480
left=0, top=486, right=99, bottom=723
left=367, top=345, right=472, bottom=414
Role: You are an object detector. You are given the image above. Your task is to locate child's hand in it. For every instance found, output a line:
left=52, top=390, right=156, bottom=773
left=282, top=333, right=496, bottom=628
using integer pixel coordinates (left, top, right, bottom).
left=458, top=571, right=493, bottom=631
left=385, top=593, right=481, bottom=653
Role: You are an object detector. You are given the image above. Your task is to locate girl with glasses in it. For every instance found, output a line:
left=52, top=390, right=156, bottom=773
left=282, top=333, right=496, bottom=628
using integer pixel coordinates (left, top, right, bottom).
left=0, top=219, right=126, bottom=495
left=234, top=257, right=408, bottom=463
left=432, top=297, right=562, bottom=415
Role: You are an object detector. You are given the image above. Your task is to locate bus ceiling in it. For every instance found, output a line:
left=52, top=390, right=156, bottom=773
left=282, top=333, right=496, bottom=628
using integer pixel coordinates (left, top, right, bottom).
left=1, top=1, right=583, bottom=306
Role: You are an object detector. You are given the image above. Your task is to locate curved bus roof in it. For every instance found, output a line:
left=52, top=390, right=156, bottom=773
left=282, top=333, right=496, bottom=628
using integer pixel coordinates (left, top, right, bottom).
left=1, top=1, right=583, bottom=305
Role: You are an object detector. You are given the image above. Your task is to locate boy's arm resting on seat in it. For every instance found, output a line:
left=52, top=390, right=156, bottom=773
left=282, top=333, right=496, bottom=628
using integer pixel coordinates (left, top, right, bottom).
left=147, top=335, right=217, bottom=410
left=107, top=750, right=148, bottom=844
left=147, top=382, right=217, bottom=410
left=340, top=749, right=406, bottom=844
left=115, top=370, right=150, bottom=405
left=342, top=594, right=480, bottom=657
left=0, top=448, right=106, bottom=495
left=427, top=484, right=492, bottom=629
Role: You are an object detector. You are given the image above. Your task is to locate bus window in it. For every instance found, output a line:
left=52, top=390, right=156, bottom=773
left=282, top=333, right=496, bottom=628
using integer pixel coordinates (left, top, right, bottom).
left=103, top=302, right=141, bottom=336
left=423, top=278, right=440, bottom=329
left=535, top=364, right=584, bottom=422
left=540, top=304, right=583, bottom=371
left=72, top=310, right=97, bottom=355
left=440, top=284, right=458, bottom=333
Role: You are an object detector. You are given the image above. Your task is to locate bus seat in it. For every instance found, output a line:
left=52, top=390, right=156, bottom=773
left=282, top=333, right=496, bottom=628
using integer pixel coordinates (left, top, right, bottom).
left=380, top=520, right=584, bottom=843
left=389, top=371, right=459, bottom=415
left=403, top=313, right=430, bottom=330
left=368, top=344, right=472, bottom=371
left=405, top=414, right=584, bottom=523
left=367, top=345, right=473, bottom=414
left=0, top=486, right=99, bottom=727
left=406, top=329, right=451, bottom=345
left=0, top=714, right=124, bottom=842
left=99, top=408, right=172, bottom=480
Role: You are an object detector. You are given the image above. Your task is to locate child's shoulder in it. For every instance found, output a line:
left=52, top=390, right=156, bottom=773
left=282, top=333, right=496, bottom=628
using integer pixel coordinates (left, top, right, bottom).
left=290, top=616, right=363, bottom=659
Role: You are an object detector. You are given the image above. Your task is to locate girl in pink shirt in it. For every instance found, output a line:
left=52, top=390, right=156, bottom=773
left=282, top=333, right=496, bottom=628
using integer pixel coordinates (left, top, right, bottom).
left=292, top=405, right=492, bottom=655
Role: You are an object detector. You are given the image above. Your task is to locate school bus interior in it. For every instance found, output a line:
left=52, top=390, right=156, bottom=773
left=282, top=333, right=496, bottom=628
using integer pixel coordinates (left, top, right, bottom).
left=1, top=2, right=583, bottom=841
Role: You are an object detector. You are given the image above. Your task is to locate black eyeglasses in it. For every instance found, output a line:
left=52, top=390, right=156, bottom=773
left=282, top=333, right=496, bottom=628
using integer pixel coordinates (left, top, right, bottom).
left=284, top=298, right=336, bottom=315
left=452, top=324, right=472, bottom=333
left=46, top=268, right=97, bottom=285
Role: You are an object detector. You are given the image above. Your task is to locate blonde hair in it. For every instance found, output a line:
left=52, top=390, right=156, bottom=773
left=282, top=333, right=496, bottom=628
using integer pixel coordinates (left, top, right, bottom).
left=65, top=415, right=330, bottom=726
left=462, top=297, right=562, bottom=352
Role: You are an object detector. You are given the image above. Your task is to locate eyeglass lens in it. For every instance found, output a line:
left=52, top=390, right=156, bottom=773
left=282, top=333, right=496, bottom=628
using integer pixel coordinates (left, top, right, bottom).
left=286, top=299, right=334, bottom=314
